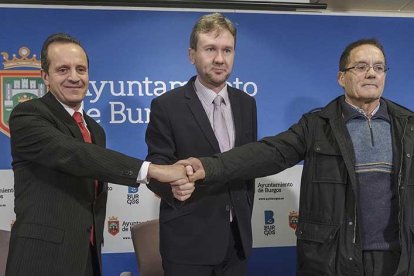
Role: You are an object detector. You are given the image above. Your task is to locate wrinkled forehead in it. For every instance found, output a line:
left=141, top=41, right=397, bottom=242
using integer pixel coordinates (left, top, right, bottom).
left=349, top=44, right=385, bottom=64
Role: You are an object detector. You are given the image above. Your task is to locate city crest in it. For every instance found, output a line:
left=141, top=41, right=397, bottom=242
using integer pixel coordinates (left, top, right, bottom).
left=289, top=210, right=299, bottom=230
left=0, top=47, right=45, bottom=137
left=108, top=216, right=120, bottom=236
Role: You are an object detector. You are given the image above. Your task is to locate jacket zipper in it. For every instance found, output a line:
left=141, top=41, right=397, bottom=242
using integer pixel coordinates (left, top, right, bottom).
left=367, top=118, right=374, bottom=147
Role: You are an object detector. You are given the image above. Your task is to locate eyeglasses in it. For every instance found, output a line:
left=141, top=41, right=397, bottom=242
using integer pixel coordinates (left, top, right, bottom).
left=342, top=63, right=389, bottom=74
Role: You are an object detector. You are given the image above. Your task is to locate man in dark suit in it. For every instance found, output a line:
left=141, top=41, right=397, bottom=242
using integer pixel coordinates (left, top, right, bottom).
left=6, top=33, right=191, bottom=276
left=146, top=13, right=257, bottom=276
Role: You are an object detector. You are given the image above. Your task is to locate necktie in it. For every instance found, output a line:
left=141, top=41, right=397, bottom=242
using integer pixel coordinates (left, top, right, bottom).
left=213, top=95, right=231, bottom=152
left=73, top=111, right=91, bottom=143
left=213, top=95, right=234, bottom=221
left=72, top=111, right=98, bottom=245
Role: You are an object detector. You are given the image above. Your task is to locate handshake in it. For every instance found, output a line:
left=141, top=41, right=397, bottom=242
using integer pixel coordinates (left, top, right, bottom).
left=147, top=158, right=206, bottom=201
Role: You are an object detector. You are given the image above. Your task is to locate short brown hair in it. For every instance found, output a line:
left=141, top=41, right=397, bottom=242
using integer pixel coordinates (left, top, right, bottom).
left=189, top=13, right=237, bottom=50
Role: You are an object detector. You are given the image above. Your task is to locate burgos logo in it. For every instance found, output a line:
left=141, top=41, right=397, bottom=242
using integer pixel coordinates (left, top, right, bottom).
left=127, top=186, right=139, bottom=205
left=264, top=210, right=276, bottom=236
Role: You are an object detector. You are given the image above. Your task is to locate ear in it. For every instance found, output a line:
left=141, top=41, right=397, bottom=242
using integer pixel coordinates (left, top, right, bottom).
left=188, top=48, right=195, bottom=65
left=337, top=71, right=345, bottom=88
left=41, top=70, right=50, bottom=91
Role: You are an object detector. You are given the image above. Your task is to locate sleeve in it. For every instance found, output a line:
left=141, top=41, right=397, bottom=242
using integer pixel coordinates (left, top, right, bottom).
left=201, top=114, right=308, bottom=185
left=9, top=101, right=142, bottom=186
left=145, top=98, right=177, bottom=206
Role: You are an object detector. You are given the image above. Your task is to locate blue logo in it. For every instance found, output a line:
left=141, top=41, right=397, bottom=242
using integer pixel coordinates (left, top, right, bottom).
left=128, top=186, right=139, bottom=193
left=264, top=210, right=274, bottom=225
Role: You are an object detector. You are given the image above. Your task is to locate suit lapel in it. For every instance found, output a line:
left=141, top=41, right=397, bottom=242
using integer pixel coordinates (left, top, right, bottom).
left=228, top=87, right=243, bottom=147
left=185, top=78, right=221, bottom=153
left=84, top=115, right=104, bottom=147
left=40, top=92, right=84, bottom=141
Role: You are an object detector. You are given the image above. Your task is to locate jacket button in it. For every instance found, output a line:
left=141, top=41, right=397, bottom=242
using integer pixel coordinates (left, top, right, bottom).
left=348, top=257, right=353, bottom=261
left=123, top=170, right=133, bottom=176
left=348, top=221, right=353, bottom=226
left=407, top=153, right=411, bottom=158
left=225, top=205, right=230, bottom=211
left=315, top=146, right=320, bottom=151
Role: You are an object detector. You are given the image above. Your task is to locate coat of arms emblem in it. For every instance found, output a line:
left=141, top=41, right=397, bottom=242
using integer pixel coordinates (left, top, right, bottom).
left=0, top=47, right=45, bottom=136
left=108, top=216, right=120, bottom=236
left=289, top=210, right=299, bottom=230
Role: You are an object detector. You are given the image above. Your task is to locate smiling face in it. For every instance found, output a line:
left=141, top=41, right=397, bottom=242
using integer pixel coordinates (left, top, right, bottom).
left=338, top=44, right=386, bottom=109
left=41, top=42, right=88, bottom=110
left=189, top=29, right=235, bottom=93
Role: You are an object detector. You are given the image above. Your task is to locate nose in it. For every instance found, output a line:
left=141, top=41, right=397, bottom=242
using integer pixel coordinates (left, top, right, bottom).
left=365, top=66, right=377, bottom=78
left=67, top=68, right=80, bottom=82
left=213, top=50, right=224, bottom=64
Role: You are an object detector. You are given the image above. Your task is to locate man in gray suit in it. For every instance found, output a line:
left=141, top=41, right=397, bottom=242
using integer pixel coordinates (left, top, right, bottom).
left=6, top=33, right=191, bottom=276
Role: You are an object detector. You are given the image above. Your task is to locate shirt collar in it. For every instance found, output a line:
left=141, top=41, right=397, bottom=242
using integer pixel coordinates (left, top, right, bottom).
left=194, top=77, right=230, bottom=105
left=341, top=97, right=390, bottom=122
left=56, top=99, right=83, bottom=117
left=53, top=96, right=85, bottom=117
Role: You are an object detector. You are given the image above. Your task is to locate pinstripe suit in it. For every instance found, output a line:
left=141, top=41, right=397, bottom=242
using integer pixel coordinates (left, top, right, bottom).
left=6, top=92, right=142, bottom=276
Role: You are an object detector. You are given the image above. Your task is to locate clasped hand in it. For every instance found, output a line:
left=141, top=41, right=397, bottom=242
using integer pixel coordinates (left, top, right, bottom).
left=149, top=158, right=205, bottom=201
left=169, top=158, right=206, bottom=201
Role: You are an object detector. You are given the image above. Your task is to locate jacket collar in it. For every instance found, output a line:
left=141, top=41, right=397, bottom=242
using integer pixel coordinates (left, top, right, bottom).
left=318, top=95, right=414, bottom=120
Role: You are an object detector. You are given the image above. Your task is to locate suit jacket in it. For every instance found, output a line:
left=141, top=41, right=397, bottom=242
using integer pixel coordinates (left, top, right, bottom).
left=146, top=76, right=257, bottom=265
left=6, top=92, right=142, bottom=276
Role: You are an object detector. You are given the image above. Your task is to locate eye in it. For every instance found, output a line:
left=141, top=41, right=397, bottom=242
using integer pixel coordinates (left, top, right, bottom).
left=224, top=48, right=233, bottom=54
left=77, top=66, right=87, bottom=74
left=373, top=64, right=386, bottom=73
left=57, top=67, right=68, bottom=74
left=205, top=47, right=215, bottom=52
left=354, top=63, right=369, bottom=72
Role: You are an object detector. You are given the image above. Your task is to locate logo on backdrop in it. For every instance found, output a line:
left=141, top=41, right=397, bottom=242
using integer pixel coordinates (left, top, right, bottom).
left=264, top=210, right=276, bottom=236
left=126, top=186, right=139, bottom=205
left=289, top=210, right=299, bottom=230
left=108, top=216, right=120, bottom=236
left=0, top=47, right=45, bottom=137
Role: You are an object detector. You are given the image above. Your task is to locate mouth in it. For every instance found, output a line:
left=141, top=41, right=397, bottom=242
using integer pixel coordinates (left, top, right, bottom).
left=64, top=86, right=83, bottom=89
left=212, top=68, right=226, bottom=73
left=362, top=84, right=378, bottom=88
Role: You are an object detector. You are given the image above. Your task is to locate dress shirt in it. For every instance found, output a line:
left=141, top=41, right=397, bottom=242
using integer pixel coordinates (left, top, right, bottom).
left=194, top=77, right=235, bottom=150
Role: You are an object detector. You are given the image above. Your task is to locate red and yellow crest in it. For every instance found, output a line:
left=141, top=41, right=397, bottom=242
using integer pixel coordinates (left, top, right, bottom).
left=289, top=210, right=299, bottom=230
left=107, top=216, right=120, bottom=236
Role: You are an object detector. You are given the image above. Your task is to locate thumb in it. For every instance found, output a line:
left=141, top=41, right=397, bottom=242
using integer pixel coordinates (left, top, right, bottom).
left=186, top=165, right=194, bottom=176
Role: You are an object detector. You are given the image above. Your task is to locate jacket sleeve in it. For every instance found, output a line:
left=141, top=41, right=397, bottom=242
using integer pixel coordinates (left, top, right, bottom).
left=145, top=98, right=177, bottom=206
left=9, top=100, right=142, bottom=186
left=201, top=114, right=308, bottom=184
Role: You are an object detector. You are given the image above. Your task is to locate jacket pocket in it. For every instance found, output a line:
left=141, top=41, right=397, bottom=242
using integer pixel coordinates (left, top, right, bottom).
left=14, top=223, right=64, bottom=244
left=296, top=221, right=340, bottom=275
left=312, top=140, right=346, bottom=184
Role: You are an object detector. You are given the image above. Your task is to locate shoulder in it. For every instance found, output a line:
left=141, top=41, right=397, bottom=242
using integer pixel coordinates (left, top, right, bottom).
left=152, top=82, right=191, bottom=104
left=10, top=97, right=47, bottom=118
left=384, top=98, right=414, bottom=117
left=228, top=86, right=256, bottom=103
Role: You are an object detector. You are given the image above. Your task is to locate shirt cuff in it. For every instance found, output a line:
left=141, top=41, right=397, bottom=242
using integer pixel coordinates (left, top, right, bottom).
left=137, top=161, right=151, bottom=184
